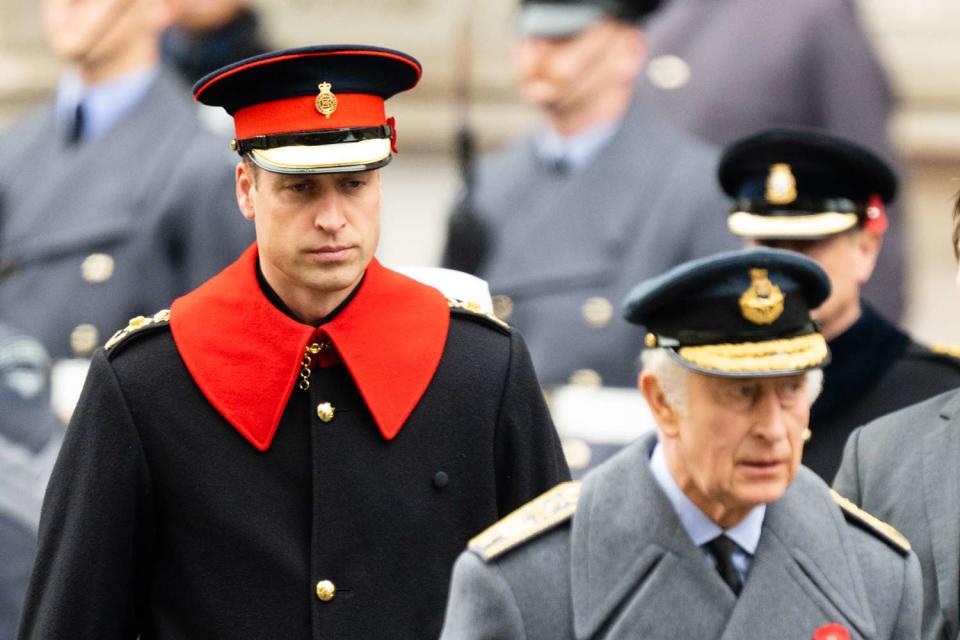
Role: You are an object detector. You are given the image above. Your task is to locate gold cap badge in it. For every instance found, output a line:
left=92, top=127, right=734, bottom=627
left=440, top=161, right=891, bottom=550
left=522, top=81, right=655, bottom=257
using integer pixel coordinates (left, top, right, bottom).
left=765, top=163, right=797, bottom=205
left=739, top=268, right=785, bottom=325
left=315, top=82, right=338, bottom=118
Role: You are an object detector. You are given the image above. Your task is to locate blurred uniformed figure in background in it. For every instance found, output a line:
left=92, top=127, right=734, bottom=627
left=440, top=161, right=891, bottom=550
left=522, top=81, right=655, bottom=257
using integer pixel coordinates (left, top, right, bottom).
left=0, top=326, right=62, bottom=638
left=17, top=45, right=568, bottom=640
left=719, top=128, right=960, bottom=482
left=0, top=0, right=253, bottom=365
left=161, top=0, right=270, bottom=85
left=834, top=192, right=960, bottom=640
left=440, top=248, right=921, bottom=640
left=441, top=0, right=737, bottom=390
left=637, top=0, right=905, bottom=323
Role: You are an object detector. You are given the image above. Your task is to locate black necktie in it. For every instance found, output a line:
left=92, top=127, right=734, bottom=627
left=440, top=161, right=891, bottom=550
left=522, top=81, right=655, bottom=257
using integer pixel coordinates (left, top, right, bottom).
left=549, top=155, right=569, bottom=175
left=67, top=102, right=85, bottom=144
left=705, top=535, right=743, bottom=595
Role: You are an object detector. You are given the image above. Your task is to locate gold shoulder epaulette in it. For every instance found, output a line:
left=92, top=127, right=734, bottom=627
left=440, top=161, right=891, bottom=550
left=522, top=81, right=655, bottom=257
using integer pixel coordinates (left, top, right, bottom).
left=931, top=344, right=960, bottom=359
left=447, top=297, right=510, bottom=331
left=469, top=481, right=580, bottom=562
left=105, top=309, right=171, bottom=352
left=830, top=490, right=911, bottom=555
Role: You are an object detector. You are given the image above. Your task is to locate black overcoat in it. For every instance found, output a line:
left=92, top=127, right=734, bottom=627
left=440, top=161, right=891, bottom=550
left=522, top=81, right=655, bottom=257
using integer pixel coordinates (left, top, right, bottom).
left=18, top=254, right=569, bottom=639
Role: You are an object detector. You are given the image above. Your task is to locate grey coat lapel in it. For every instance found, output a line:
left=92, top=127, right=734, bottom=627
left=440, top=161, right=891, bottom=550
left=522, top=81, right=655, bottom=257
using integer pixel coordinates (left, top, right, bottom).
left=481, top=100, right=680, bottom=297
left=570, top=436, right=735, bottom=639
left=720, top=469, right=875, bottom=639
left=922, top=392, right=960, bottom=637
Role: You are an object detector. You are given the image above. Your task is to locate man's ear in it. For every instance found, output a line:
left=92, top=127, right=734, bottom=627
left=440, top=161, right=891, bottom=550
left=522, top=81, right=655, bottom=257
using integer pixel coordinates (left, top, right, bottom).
left=236, top=161, right=256, bottom=221
left=852, top=228, right=882, bottom=285
left=640, top=371, right=681, bottom=438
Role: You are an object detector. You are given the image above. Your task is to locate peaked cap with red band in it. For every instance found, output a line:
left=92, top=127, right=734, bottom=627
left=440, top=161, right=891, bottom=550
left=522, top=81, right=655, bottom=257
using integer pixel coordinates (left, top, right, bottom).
left=193, top=45, right=422, bottom=174
left=719, top=127, right=897, bottom=240
left=169, top=244, right=449, bottom=451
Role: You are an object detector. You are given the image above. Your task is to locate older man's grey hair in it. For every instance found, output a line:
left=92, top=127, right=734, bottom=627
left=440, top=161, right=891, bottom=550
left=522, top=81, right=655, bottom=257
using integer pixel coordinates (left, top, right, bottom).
left=639, top=348, right=824, bottom=416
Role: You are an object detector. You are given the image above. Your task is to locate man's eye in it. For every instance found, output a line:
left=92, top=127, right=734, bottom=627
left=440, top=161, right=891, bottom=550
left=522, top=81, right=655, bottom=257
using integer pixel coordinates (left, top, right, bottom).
left=286, top=182, right=311, bottom=193
left=342, top=179, right=365, bottom=190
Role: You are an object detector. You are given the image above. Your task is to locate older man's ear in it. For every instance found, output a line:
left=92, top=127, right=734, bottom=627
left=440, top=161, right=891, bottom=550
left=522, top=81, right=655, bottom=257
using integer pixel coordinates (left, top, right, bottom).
left=640, top=371, right=681, bottom=437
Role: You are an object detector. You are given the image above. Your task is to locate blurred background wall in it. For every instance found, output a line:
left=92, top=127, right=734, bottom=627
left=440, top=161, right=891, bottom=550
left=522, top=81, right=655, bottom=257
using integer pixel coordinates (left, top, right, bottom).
left=2, top=0, right=960, bottom=343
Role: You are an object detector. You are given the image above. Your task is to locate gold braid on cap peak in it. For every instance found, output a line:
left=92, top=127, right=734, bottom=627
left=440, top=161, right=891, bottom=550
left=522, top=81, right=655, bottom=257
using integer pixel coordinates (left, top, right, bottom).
left=676, top=332, right=828, bottom=373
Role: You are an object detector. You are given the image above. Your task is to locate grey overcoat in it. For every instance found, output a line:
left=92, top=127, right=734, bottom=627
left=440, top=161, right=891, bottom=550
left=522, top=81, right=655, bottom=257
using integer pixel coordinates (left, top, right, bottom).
left=834, top=389, right=960, bottom=640
left=441, top=436, right=922, bottom=639
left=458, top=99, right=737, bottom=388
left=0, top=68, right=253, bottom=360
left=636, top=0, right=902, bottom=320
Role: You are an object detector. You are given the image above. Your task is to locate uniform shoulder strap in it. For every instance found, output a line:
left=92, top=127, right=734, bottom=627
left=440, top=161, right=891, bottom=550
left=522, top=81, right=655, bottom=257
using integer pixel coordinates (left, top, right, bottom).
left=447, top=297, right=510, bottom=335
left=930, top=343, right=960, bottom=358
left=469, top=481, right=580, bottom=562
left=105, top=309, right=171, bottom=358
left=830, top=489, right=911, bottom=556
left=926, top=343, right=960, bottom=369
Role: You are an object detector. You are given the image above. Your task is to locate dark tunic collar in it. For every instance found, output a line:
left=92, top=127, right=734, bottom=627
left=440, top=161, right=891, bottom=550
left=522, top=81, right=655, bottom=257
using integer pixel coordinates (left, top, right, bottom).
left=170, top=243, right=450, bottom=451
left=255, top=259, right=363, bottom=326
left=811, top=304, right=910, bottom=422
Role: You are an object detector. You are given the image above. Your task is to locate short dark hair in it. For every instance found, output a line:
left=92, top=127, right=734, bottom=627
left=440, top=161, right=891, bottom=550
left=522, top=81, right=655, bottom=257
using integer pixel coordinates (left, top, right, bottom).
left=242, top=155, right=260, bottom=185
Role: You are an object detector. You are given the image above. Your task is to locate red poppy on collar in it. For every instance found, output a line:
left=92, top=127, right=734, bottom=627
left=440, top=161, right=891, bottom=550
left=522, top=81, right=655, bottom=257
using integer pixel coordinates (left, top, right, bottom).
left=813, top=622, right=850, bottom=640
left=170, top=244, right=449, bottom=451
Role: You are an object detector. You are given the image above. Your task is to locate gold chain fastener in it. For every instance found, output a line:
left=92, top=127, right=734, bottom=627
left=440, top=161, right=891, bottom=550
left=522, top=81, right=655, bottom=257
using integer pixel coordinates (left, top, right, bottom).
left=299, top=341, right=332, bottom=391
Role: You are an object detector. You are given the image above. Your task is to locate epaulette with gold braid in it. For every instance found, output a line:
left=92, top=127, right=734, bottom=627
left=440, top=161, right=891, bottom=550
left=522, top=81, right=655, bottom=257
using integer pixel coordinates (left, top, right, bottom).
left=931, top=344, right=960, bottom=359
left=447, top=297, right=510, bottom=334
left=105, top=309, right=171, bottom=354
left=830, top=490, right=911, bottom=556
left=469, top=481, right=580, bottom=562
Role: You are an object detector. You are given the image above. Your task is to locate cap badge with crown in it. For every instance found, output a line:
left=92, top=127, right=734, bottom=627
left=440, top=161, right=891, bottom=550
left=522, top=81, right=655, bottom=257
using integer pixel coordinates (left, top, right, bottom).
left=739, top=268, right=785, bottom=325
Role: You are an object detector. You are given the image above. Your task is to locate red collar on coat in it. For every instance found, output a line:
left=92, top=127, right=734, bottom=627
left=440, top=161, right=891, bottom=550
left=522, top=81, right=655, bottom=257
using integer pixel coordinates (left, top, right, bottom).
left=170, top=244, right=450, bottom=451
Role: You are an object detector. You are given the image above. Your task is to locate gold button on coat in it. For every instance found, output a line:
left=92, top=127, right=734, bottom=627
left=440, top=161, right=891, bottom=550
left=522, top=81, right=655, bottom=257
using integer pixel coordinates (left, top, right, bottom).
left=582, top=297, right=613, bottom=329
left=81, top=253, right=115, bottom=283
left=70, top=324, right=99, bottom=356
left=569, top=369, right=602, bottom=388
left=647, top=54, right=691, bottom=90
left=562, top=439, right=593, bottom=471
left=316, top=402, right=335, bottom=423
left=492, top=294, right=514, bottom=321
left=315, top=580, right=336, bottom=602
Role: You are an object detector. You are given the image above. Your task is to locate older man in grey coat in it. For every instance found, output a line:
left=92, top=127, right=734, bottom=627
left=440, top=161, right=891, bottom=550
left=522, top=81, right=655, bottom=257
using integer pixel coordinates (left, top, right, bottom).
left=441, top=248, right=921, bottom=640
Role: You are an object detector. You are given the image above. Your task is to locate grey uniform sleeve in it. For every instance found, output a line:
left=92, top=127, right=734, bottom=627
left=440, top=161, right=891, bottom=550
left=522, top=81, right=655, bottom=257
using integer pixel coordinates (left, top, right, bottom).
left=157, top=150, right=254, bottom=293
left=439, top=552, right=527, bottom=640
left=831, top=425, right=864, bottom=503
left=811, top=0, right=894, bottom=158
left=494, top=331, right=571, bottom=516
left=892, top=551, right=924, bottom=639
left=17, top=351, right=153, bottom=640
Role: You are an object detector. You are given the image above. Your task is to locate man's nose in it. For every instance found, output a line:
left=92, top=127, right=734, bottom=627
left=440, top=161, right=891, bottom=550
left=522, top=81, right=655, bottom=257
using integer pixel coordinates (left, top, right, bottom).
left=313, top=194, right=347, bottom=233
left=753, top=388, right=788, bottom=439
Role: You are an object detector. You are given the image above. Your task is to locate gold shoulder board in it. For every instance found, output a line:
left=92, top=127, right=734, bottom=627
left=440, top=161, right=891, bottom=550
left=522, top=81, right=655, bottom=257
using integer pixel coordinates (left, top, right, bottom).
left=469, top=481, right=580, bottom=562
left=830, top=490, right=911, bottom=555
left=931, top=344, right=960, bottom=359
left=105, top=309, right=171, bottom=352
left=447, top=297, right=510, bottom=331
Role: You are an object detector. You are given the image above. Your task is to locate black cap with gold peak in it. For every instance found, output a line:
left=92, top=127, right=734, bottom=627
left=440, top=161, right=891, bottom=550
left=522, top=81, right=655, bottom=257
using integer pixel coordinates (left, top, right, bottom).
left=718, top=127, right=897, bottom=240
left=623, top=248, right=831, bottom=377
left=194, top=45, right=421, bottom=174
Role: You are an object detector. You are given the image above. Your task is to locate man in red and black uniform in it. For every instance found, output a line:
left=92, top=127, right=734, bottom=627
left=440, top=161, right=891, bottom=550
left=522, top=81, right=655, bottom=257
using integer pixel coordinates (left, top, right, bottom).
left=17, top=46, right=569, bottom=640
